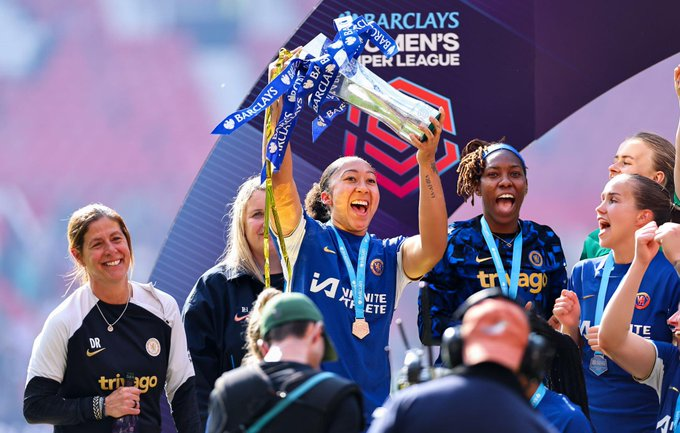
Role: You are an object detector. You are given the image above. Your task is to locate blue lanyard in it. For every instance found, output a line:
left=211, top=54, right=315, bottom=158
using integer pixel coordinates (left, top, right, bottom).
left=530, top=383, right=547, bottom=408
left=479, top=217, right=523, bottom=299
left=329, top=226, right=370, bottom=320
left=594, top=254, right=614, bottom=326
left=590, top=253, right=614, bottom=358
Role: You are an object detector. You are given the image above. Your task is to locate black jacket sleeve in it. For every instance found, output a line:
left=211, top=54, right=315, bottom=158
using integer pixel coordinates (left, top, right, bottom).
left=182, top=274, right=224, bottom=428
left=170, top=377, right=201, bottom=433
left=24, top=376, right=98, bottom=425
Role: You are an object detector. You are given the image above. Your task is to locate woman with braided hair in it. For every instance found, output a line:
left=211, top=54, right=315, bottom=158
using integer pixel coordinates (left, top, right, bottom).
left=419, top=139, right=568, bottom=345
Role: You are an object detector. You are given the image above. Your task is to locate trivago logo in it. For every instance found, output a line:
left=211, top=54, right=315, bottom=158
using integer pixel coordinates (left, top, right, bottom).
left=343, top=78, right=459, bottom=197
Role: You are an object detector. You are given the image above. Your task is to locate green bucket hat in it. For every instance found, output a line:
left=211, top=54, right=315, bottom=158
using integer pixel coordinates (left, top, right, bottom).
left=260, top=293, right=337, bottom=362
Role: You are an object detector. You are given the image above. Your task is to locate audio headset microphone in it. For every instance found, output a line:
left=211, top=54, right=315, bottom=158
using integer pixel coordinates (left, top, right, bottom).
left=440, top=287, right=554, bottom=382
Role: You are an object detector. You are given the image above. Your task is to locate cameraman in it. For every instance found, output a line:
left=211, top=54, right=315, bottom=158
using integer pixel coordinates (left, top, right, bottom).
left=368, top=290, right=556, bottom=433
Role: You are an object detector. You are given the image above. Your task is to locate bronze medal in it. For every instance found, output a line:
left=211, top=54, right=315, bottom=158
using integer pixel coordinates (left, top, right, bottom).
left=352, top=318, right=370, bottom=339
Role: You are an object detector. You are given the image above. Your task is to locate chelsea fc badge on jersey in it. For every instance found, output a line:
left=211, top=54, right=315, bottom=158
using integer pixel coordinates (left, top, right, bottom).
left=589, top=353, right=608, bottom=376
left=146, top=338, right=161, bottom=357
left=370, top=258, right=384, bottom=276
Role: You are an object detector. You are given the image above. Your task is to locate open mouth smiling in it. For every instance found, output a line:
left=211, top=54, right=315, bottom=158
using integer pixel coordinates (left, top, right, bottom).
left=598, top=219, right=611, bottom=231
left=351, top=200, right=369, bottom=215
left=496, top=193, right=515, bottom=205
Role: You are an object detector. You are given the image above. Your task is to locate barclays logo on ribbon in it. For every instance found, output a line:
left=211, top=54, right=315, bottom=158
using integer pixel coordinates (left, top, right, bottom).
left=215, top=14, right=402, bottom=180
left=223, top=119, right=235, bottom=130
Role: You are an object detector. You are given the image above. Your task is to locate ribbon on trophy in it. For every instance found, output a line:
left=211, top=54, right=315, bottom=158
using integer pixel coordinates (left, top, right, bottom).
left=212, top=13, right=439, bottom=289
left=308, top=15, right=398, bottom=142
left=212, top=14, right=399, bottom=181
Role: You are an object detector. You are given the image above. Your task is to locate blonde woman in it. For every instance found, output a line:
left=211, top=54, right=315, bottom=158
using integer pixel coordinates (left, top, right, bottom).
left=182, top=176, right=283, bottom=429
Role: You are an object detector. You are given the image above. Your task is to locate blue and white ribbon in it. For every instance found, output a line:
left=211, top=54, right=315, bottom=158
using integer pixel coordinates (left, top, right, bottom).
left=212, top=58, right=305, bottom=135
left=213, top=14, right=399, bottom=180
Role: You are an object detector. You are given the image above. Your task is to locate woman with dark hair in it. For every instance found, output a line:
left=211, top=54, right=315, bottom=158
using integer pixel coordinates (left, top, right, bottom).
left=581, top=131, right=677, bottom=260
left=182, top=176, right=283, bottom=430
left=595, top=219, right=680, bottom=433
left=419, top=139, right=568, bottom=345
left=554, top=174, right=680, bottom=433
left=24, top=204, right=199, bottom=432
left=525, top=313, right=593, bottom=433
left=268, top=93, right=447, bottom=419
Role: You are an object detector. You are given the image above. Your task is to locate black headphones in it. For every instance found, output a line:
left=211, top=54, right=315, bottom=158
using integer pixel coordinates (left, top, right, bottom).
left=440, top=288, right=555, bottom=381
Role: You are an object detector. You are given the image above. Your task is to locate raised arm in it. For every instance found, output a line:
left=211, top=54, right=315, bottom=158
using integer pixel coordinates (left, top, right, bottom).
left=655, top=222, right=680, bottom=272
left=269, top=126, right=302, bottom=236
left=598, top=222, right=659, bottom=379
left=401, top=108, right=448, bottom=279
left=265, top=61, right=303, bottom=237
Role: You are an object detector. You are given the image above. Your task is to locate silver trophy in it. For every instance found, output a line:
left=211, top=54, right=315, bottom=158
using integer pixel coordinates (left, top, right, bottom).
left=302, top=34, right=440, bottom=143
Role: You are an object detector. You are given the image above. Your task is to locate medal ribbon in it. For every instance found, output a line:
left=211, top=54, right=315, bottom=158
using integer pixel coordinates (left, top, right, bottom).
left=212, top=58, right=305, bottom=136
left=479, top=216, right=523, bottom=299
left=329, top=225, right=370, bottom=321
left=530, top=383, right=547, bottom=408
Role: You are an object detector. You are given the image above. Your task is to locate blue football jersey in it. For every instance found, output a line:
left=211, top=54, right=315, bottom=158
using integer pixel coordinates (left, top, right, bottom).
left=418, top=216, right=567, bottom=344
left=571, top=253, right=680, bottom=433
left=537, top=388, right=593, bottom=433
left=640, top=341, right=680, bottom=433
left=279, top=213, right=410, bottom=420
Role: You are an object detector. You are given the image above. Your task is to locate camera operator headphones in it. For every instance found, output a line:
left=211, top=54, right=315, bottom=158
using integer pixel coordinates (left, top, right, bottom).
left=440, top=287, right=554, bottom=382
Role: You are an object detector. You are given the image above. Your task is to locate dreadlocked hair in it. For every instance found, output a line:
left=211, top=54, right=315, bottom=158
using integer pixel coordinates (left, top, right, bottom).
left=456, top=139, right=494, bottom=206
left=529, top=313, right=591, bottom=419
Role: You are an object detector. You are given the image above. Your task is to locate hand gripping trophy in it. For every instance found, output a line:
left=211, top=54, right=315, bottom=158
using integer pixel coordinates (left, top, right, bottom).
left=300, top=26, right=440, bottom=144
left=212, top=13, right=443, bottom=287
left=214, top=14, right=441, bottom=155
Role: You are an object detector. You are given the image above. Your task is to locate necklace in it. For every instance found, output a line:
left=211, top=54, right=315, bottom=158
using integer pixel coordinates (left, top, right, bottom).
left=95, top=287, right=131, bottom=332
left=492, top=232, right=515, bottom=248
left=491, top=222, right=522, bottom=248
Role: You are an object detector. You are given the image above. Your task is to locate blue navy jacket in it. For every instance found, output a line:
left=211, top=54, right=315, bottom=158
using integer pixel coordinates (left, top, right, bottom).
left=182, top=264, right=282, bottom=430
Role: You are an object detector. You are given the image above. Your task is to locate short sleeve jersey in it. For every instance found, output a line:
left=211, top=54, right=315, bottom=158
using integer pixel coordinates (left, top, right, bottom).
left=638, top=341, right=680, bottom=433
left=570, top=253, right=680, bottom=433
left=279, top=213, right=411, bottom=419
left=418, top=216, right=567, bottom=344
